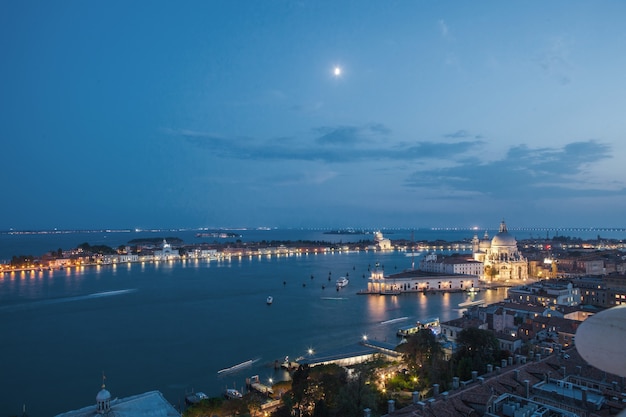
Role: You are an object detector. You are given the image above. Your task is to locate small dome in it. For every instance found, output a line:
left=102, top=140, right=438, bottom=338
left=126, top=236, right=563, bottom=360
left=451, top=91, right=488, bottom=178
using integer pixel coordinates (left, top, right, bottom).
left=96, top=387, right=111, bottom=402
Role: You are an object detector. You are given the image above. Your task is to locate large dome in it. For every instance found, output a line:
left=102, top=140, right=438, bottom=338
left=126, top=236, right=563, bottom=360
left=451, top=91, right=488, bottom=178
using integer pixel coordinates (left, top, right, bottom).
left=491, top=220, right=517, bottom=247
left=492, top=232, right=517, bottom=247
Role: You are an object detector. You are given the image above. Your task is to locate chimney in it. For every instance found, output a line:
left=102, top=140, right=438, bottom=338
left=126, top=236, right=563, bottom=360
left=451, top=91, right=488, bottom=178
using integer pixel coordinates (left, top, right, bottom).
left=514, top=370, right=520, bottom=381
left=478, top=377, right=485, bottom=385
left=363, top=408, right=371, bottom=417
left=417, top=401, right=426, bottom=411
left=387, top=400, right=395, bottom=414
left=535, top=353, right=541, bottom=362
left=452, top=376, right=460, bottom=389
left=442, top=392, right=449, bottom=401
left=472, top=371, right=478, bottom=382
left=508, top=356, right=513, bottom=366
left=496, top=366, right=501, bottom=374
left=501, top=359, right=507, bottom=368
left=524, top=380, right=530, bottom=398
left=487, top=364, right=493, bottom=373
left=412, top=391, right=420, bottom=404
left=433, top=384, right=439, bottom=396
left=561, top=366, right=566, bottom=377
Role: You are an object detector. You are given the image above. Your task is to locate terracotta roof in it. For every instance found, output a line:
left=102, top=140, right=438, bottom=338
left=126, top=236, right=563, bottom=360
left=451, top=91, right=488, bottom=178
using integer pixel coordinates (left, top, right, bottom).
left=387, top=347, right=624, bottom=417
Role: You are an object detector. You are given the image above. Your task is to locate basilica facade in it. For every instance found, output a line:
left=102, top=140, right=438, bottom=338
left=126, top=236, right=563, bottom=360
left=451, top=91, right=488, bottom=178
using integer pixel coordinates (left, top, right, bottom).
left=472, top=220, right=528, bottom=282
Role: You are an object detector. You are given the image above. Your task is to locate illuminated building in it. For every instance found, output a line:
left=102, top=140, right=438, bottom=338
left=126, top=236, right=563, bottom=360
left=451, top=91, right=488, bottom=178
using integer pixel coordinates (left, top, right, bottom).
left=472, top=220, right=529, bottom=282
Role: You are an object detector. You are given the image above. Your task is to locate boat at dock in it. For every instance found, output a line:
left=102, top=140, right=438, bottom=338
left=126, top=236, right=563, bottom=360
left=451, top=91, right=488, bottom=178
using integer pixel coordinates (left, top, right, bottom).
left=217, top=359, right=254, bottom=374
left=248, top=375, right=273, bottom=395
left=224, top=388, right=243, bottom=399
left=335, top=277, right=349, bottom=288
left=397, top=317, right=440, bottom=337
left=185, top=391, right=208, bottom=405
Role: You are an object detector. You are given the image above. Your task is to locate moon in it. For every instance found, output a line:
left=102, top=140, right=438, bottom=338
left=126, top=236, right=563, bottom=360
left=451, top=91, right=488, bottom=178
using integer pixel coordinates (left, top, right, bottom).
left=333, top=66, right=342, bottom=77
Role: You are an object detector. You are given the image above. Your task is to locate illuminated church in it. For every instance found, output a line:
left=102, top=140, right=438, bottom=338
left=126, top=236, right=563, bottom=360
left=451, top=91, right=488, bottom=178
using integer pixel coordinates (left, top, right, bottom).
left=472, top=220, right=528, bottom=282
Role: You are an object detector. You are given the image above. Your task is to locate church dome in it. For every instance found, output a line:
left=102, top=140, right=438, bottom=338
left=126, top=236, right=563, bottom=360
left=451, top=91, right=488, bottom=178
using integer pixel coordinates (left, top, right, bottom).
left=96, top=387, right=111, bottom=402
left=491, top=220, right=517, bottom=247
left=492, top=232, right=517, bottom=247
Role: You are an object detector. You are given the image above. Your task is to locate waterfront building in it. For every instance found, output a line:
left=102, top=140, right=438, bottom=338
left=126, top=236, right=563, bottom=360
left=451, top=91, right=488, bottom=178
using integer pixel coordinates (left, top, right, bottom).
left=153, top=239, right=180, bottom=261
left=419, top=253, right=483, bottom=276
left=102, top=253, right=139, bottom=264
left=472, top=220, right=528, bottom=282
left=364, top=264, right=479, bottom=295
left=368, top=231, right=392, bottom=251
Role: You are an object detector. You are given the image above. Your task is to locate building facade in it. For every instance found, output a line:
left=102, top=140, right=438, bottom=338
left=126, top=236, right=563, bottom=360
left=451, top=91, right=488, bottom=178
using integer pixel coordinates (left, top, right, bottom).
left=472, top=220, right=528, bottom=282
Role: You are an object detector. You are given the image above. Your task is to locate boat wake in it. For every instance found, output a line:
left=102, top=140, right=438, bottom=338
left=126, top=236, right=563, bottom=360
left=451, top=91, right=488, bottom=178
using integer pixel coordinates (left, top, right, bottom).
left=320, top=297, right=348, bottom=301
left=217, top=358, right=260, bottom=375
left=380, top=316, right=409, bottom=325
left=0, top=289, right=138, bottom=312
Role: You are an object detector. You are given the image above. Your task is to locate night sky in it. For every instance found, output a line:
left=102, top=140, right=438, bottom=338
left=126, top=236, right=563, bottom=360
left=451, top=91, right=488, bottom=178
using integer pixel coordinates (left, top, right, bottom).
left=2, top=1, right=625, bottom=230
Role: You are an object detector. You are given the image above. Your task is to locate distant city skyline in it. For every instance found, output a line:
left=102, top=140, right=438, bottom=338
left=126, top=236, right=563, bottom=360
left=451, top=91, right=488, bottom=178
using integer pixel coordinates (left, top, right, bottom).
left=2, top=1, right=625, bottom=230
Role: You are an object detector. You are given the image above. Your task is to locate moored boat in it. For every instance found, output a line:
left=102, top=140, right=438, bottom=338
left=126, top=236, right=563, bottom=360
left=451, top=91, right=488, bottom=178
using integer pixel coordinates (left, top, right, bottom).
left=225, top=388, right=243, bottom=399
left=335, top=277, right=349, bottom=288
left=185, top=391, right=208, bottom=405
left=266, top=296, right=273, bottom=305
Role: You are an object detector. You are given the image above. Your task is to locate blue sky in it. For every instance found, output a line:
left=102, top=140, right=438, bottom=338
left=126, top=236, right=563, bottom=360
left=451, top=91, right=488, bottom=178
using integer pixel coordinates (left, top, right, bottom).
left=2, top=1, right=625, bottom=230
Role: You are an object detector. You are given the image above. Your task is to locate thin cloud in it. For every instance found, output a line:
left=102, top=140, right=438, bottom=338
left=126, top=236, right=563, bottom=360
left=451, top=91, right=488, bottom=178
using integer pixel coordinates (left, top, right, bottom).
left=438, top=19, right=450, bottom=39
left=167, top=124, right=484, bottom=164
left=315, top=126, right=362, bottom=146
left=406, top=140, right=616, bottom=198
left=535, top=36, right=573, bottom=85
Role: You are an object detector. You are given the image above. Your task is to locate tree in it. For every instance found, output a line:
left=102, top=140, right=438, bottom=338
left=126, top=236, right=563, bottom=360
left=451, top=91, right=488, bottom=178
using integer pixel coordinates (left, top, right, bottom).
left=451, top=328, right=500, bottom=379
left=397, top=329, right=442, bottom=369
left=397, top=330, right=448, bottom=390
left=336, top=362, right=378, bottom=417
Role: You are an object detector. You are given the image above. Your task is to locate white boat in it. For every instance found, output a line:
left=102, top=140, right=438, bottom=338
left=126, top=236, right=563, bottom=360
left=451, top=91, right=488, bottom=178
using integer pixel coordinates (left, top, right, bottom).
left=266, top=296, right=273, bottom=305
left=466, top=287, right=481, bottom=294
left=335, top=277, right=349, bottom=288
left=217, top=359, right=253, bottom=374
left=458, top=299, right=485, bottom=308
left=225, top=388, right=243, bottom=399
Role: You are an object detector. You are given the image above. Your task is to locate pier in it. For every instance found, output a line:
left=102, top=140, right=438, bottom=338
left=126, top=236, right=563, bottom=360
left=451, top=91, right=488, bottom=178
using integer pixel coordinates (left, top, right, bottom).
left=247, top=375, right=273, bottom=396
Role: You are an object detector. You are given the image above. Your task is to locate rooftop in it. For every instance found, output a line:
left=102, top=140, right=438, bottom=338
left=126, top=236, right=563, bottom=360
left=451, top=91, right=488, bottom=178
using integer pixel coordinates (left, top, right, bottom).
left=54, top=390, right=180, bottom=417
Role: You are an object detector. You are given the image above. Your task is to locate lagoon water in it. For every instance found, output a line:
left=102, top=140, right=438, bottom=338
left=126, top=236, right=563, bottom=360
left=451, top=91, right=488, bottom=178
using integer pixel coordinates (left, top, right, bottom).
left=0, top=227, right=622, bottom=415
